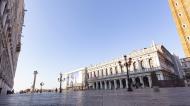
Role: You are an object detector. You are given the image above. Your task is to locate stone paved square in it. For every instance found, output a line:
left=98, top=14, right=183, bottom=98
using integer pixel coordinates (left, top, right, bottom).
left=0, top=87, right=190, bottom=106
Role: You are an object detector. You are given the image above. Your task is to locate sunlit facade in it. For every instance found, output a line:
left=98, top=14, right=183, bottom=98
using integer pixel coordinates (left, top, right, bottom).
left=180, top=57, right=190, bottom=86
left=0, top=0, right=25, bottom=95
left=87, top=44, right=182, bottom=90
left=169, top=0, right=190, bottom=57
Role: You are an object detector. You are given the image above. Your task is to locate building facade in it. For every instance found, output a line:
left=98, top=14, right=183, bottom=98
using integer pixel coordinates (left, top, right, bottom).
left=169, top=0, right=190, bottom=57
left=87, top=44, right=181, bottom=90
left=180, top=57, right=190, bottom=86
left=0, top=0, right=24, bottom=95
left=63, top=68, right=88, bottom=90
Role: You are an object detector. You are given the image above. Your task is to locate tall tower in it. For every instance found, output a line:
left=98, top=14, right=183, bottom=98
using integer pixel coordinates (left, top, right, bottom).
left=32, top=71, right=38, bottom=92
left=169, top=0, right=190, bottom=57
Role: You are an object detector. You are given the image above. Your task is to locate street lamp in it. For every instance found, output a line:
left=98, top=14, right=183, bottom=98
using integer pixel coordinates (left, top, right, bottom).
left=40, top=82, right=44, bottom=93
left=58, top=73, right=64, bottom=93
left=118, top=55, right=133, bottom=92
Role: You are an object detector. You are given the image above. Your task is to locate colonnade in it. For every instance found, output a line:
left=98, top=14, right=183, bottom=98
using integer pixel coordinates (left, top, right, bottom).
left=91, top=76, right=152, bottom=90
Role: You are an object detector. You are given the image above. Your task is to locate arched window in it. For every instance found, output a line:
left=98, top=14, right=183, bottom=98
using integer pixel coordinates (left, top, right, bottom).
left=97, top=70, right=99, bottom=77
left=149, top=58, right=154, bottom=68
left=101, top=69, right=104, bottom=76
left=105, top=68, right=108, bottom=76
left=141, top=60, right=145, bottom=69
left=120, top=65, right=123, bottom=73
left=133, top=62, right=137, bottom=70
left=94, top=71, right=96, bottom=77
left=115, top=66, right=118, bottom=74
left=110, top=68, right=113, bottom=75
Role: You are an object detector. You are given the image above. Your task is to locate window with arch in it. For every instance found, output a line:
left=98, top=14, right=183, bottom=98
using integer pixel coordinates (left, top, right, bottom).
left=133, top=62, right=137, bottom=70
left=101, top=69, right=104, bottom=76
left=115, top=66, right=118, bottom=74
left=110, top=68, right=113, bottom=75
left=105, top=68, right=108, bottom=76
left=149, top=58, right=154, bottom=68
left=97, top=70, right=99, bottom=77
left=94, top=71, right=96, bottom=77
left=90, top=72, right=92, bottom=78
left=141, top=60, right=145, bottom=69
left=120, top=65, right=123, bottom=73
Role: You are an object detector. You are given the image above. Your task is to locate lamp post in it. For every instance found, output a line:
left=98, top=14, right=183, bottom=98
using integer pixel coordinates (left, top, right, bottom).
left=118, top=55, right=133, bottom=92
left=40, top=82, right=44, bottom=93
left=58, top=73, right=64, bottom=93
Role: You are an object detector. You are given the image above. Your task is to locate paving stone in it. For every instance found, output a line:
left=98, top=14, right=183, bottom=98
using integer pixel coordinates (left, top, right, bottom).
left=0, top=87, right=190, bottom=106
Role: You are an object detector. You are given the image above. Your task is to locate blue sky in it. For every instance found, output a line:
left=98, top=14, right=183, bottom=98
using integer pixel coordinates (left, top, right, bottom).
left=14, top=0, right=184, bottom=91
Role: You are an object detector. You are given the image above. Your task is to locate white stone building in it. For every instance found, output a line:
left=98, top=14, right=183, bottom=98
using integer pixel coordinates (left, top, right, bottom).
left=87, top=44, right=181, bottom=90
left=63, top=68, right=88, bottom=90
left=0, top=0, right=25, bottom=95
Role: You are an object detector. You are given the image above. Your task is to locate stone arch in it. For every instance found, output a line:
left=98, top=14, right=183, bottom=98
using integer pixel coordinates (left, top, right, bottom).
left=98, top=82, right=101, bottom=90
left=122, top=79, right=126, bottom=88
left=143, top=76, right=149, bottom=87
left=94, top=82, right=96, bottom=89
left=106, top=81, right=109, bottom=89
left=116, top=79, right=120, bottom=89
left=129, top=78, right=133, bottom=87
left=102, top=81, right=105, bottom=89
left=135, top=77, right=141, bottom=88
left=111, top=80, right=114, bottom=90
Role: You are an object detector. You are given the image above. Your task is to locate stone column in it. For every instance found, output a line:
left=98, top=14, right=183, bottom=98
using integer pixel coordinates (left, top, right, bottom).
left=109, top=81, right=112, bottom=90
left=125, top=79, right=128, bottom=88
left=96, top=82, right=98, bottom=90
left=100, top=81, right=103, bottom=90
left=148, top=76, right=152, bottom=88
left=114, top=80, right=117, bottom=89
left=139, top=76, right=144, bottom=88
left=104, top=81, right=107, bottom=90
left=119, top=79, right=123, bottom=89
left=92, top=82, right=95, bottom=89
